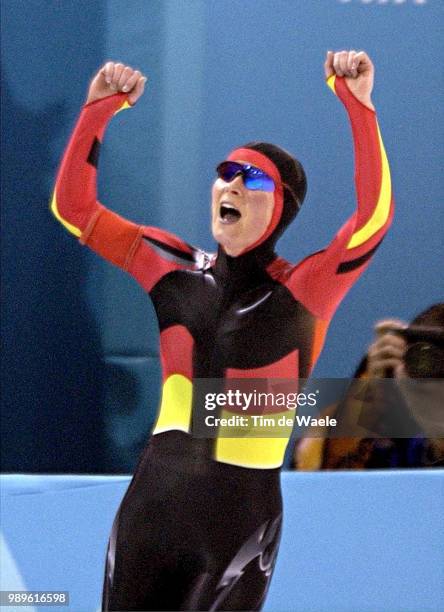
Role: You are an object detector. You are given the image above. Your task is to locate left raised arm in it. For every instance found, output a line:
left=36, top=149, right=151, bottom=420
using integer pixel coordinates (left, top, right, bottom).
left=287, top=50, right=394, bottom=322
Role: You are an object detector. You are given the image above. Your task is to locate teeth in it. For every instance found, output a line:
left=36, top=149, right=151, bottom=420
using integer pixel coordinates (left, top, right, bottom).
left=220, top=202, right=239, bottom=211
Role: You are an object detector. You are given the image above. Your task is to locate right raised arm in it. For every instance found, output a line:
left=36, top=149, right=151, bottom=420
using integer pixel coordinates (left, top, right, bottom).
left=50, top=91, right=132, bottom=240
left=51, top=63, right=200, bottom=290
left=50, top=62, right=146, bottom=249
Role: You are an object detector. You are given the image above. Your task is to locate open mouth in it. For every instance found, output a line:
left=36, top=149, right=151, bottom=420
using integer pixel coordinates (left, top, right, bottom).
left=219, top=202, right=242, bottom=224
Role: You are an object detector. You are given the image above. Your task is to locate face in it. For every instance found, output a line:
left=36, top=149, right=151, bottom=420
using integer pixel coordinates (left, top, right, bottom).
left=211, top=160, right=275, bottom=256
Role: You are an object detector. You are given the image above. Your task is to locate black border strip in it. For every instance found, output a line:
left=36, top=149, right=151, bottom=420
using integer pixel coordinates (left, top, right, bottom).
left=336, top=237, right=385, bottom=274
left=87, top=137, right=101, bottom=168
left=143, top=236, right=197, bottom=264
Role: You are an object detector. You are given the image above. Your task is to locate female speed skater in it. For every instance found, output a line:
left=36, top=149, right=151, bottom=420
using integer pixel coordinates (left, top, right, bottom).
left=51, top=50, right=394, bottom=611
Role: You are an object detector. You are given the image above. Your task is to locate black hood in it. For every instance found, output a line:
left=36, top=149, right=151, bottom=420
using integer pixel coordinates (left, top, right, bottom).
left=214, top=142, right=307, bottom=282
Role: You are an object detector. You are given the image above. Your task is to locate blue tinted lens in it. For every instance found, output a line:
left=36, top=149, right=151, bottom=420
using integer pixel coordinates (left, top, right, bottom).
left=243, top=166, right=275, bottom=192
left=217, top=162, right=242, bottom=182
left=216, top=162, right=275, bottom=192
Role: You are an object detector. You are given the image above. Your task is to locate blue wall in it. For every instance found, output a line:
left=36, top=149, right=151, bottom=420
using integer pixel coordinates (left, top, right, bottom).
left=2, top=0, right=443, bottom=472
left=2, top=472, right=443, bottom=612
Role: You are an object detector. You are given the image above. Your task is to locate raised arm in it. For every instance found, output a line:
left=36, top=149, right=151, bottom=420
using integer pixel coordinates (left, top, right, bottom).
left=51, top=62, right=199, bottom=291
left=286, top=50, right=394, bottom=321
left=51, top=63, right=146, bottom=240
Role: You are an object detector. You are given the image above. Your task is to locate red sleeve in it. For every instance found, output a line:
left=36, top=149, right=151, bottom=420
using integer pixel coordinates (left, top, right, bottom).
left=51, top=93, right=200, bottom=292
left=286, top=76, right=394, bottom=321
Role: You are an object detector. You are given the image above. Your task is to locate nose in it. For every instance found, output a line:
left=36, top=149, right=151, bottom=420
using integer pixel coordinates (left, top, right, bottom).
left=224, top=173, right=244, bottom=194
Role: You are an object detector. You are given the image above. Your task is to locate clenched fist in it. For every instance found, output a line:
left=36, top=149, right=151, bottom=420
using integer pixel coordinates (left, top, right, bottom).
left=324, top=50, right=375, bottom=110
left=86, top=61, right=147, bottom=105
